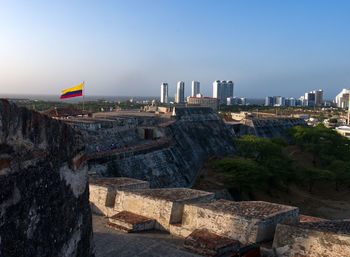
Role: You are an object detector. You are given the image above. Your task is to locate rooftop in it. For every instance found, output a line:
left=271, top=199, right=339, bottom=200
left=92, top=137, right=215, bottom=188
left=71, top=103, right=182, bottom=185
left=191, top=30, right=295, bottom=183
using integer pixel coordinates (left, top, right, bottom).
left=292, top=220, right=350, bottom=235
left=122, top=188, right=214, bottom=202
left=89, top=177, right=148, bottom=188
left=192, top=200, right=298, bottom=219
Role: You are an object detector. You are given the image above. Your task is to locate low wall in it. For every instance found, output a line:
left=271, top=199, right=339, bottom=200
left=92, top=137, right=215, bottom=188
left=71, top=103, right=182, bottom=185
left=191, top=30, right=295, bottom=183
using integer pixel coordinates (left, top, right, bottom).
left=273, top=221, right=350, bottom=257
left=114, top=188, right=215, bottom=231
left=181, top=200, right=299, bottom=245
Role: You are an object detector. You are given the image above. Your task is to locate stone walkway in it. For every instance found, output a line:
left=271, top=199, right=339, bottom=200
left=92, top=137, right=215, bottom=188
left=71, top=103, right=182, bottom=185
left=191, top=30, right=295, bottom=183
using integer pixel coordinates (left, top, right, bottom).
left=93, top=215, right=201, bottom=257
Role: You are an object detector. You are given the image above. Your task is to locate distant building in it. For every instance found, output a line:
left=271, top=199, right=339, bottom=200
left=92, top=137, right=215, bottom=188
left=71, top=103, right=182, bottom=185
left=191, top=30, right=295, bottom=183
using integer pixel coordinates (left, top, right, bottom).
left=176, top=81, right=185, bottom=103
left=314, top=89, right=323, bottom=106
left=160, top=82, right=168, bottom=104
left=265, top=96, right=285, bottom=106
left=285, top=98, right=296, bottom=106
left=191, top=81, right=200, bottom=97
left=335, top=89, right=350, bottom=108
left=265, top=96, right=274, bottom=106
left=212, top=80, right=234, bottom=104
left=300, top=89, right=323, bottom=107
left=187, top=97, right=219, bottom=111
left=227, top=97, right=247, bottom=105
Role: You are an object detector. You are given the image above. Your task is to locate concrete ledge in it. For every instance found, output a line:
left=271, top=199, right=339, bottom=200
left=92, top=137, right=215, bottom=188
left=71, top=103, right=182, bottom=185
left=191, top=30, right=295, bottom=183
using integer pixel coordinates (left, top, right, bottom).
left=182, top=200, right=299, bottom=245
left=273, top=221, right=350, bottom=257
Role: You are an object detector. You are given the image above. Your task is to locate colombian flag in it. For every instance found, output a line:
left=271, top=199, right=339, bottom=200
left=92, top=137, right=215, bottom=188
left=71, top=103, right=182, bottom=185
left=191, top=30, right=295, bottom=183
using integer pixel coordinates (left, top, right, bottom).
left=60, top=83, right=83, bottom=99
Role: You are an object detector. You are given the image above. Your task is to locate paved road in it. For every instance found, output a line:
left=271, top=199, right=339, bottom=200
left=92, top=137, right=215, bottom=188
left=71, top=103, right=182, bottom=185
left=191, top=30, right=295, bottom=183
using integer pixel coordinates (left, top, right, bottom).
left=93, top=215, right=201, bottom=257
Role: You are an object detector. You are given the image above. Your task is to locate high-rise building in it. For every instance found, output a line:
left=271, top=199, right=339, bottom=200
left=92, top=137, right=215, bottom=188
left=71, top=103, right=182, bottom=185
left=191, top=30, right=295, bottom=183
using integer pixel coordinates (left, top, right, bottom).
left=191, top=81, right=200, bottom=97
left=176, top=81, right=185, bottom=103
left=227, top=81, right=234, bottom=98
left=160, top=82, right=168, bottom=104
left=336, top=89, right=350, bottom=108
left=314, top=89, right=323, bottom=106
left=212, top=80, right=234, bottom=104
left=265, top=96, right=274, bottom=106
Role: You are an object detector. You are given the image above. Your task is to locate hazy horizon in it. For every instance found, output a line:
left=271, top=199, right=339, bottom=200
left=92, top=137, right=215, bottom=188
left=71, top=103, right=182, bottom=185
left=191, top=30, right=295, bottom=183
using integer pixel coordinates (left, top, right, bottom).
left=1, top=0, right=349, bottom=99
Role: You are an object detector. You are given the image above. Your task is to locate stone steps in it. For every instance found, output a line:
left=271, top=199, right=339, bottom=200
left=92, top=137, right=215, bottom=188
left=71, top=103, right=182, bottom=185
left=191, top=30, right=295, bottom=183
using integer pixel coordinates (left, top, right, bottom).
left=184, top=229, right=241, bottom=257
left=107, top=211, right=155, bottom=233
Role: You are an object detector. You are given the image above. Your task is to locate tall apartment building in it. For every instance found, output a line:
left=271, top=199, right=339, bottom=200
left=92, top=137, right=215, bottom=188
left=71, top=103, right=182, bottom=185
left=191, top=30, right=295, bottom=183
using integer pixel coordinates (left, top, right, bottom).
left=213, top=80, right=234, bottom=104
left=302, top=89, right=323, bottom=106
left=314, top=89, right=323, bottom=106
left=191, top=81, right=200, bottom=97
left=160, top=82, right=168, bottom=104
left=176, top=81, right=185, bottom=103
left=336, top=89, right=350, bottom=108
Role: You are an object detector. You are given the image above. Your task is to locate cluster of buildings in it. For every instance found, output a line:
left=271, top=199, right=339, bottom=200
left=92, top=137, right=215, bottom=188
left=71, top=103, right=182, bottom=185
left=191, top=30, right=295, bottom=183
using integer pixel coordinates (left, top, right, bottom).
left=265, top=89, right=324, bottom=107
left=160, top=80, right=247, bottom=111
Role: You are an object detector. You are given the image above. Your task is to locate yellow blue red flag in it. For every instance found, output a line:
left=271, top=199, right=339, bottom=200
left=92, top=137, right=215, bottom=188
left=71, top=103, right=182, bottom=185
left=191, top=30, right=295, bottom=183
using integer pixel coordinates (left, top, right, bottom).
left=60, top=83, right=83, bottom=99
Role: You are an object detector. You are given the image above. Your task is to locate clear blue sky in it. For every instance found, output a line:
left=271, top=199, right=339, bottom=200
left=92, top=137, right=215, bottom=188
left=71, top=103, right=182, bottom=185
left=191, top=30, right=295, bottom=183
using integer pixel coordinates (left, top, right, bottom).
left=0, top=0, right=349, bottom=99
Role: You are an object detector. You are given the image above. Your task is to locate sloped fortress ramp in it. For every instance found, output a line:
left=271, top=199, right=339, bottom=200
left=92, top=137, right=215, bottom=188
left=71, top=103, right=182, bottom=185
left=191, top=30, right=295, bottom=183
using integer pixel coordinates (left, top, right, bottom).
left=89, top=177, right=149, bottom=216
left=181, top=200, right=299, bottom=245
left=115, top=188, right=215, bottom=230
left=273, top=220, right=350, bottom=257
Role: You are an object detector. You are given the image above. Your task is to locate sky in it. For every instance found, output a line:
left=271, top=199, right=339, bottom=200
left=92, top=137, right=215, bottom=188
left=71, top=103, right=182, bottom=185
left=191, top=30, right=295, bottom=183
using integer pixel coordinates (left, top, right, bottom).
left=0, top=0, right=350, bottom=99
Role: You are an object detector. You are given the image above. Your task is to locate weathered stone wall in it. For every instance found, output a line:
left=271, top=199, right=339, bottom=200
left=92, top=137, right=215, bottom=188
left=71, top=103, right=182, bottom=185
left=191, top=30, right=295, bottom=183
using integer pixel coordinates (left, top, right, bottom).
left=114, top=188, right=215, bottom=231
left=89, top=177, right=150, bottom=217
left=181, top=200, right=299, bottom=245
left=273, top=221, right=350, bottom=257
left=0, top=100, right=94, bottom=257
left=88, top=107, right=235, bottom=188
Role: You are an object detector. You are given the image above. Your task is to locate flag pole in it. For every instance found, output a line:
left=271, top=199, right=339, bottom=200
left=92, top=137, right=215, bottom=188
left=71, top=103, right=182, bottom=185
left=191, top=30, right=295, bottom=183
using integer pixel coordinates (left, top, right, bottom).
left=83, top=81, right=85, bottom=112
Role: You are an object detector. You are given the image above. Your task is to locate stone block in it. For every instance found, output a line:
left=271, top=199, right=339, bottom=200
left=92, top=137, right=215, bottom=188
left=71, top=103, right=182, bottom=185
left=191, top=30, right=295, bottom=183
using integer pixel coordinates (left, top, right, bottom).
left=114, top=188, right=215, bottom=231
left=182, top=200, right=299, bottom=245
left=89, top=177, right=149, bottom=216
left=183, top=229, right=241, bottom=257
left=108, top=211, right=155, bottom=232
left=273, top=221, right=350, bottom=257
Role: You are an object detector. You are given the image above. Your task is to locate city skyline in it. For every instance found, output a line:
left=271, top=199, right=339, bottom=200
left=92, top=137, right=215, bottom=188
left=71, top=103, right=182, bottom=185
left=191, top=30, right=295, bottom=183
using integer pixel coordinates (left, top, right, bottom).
left=1, top=1, right=349, bottom=98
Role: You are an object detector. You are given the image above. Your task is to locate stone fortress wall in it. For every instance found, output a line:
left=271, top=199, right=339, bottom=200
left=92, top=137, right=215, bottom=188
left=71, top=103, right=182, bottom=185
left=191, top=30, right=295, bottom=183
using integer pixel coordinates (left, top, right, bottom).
left=0, top=100, right=94, bottom=257
left=85, top=107, right=235, bottom=188
left=89, top=177, right=350, bottom=256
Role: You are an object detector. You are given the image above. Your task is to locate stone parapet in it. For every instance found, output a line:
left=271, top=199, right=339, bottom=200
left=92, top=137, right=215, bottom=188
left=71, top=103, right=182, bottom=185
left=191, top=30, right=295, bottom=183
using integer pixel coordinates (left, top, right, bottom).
left=114, top=188, right=215, bottom=231
left=89, top=177, right=149, bottom=217
left=181, top=200, right=299, bottom=245
left=273, top=221, right=350, bottom=257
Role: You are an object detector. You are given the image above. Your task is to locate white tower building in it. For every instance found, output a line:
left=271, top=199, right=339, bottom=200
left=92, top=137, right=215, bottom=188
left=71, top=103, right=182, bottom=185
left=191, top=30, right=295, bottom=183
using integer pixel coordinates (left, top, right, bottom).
left=176, top=81, right=185, bottom=103
left=160, top=82, right=168, bottom=104
left=213, top=80, right=234, bottom=104
left=191, top=81, right=200, bottom=97
left=213, top=80, right=222, bottom=100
